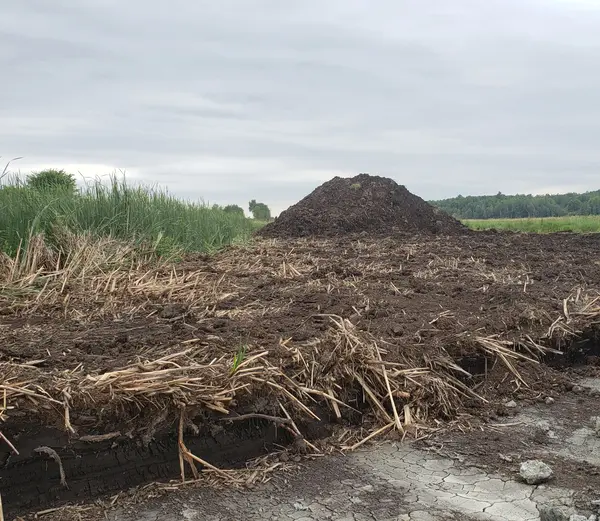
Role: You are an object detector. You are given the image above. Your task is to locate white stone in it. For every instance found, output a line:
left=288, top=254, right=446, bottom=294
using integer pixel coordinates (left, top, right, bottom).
left=520, top=460, right=554, bottom=485
left=546, top=396, right=556, bottom=405
left=506, top=400, right=518, bottom=408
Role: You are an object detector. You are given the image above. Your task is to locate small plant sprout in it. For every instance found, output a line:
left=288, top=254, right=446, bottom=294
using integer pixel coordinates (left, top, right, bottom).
left=231, top=344, right=248, bottom=374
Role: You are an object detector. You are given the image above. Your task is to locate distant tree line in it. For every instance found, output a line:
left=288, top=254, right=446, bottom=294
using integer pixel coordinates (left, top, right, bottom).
left=248, top=199, right=271, bottom=221
left=214, top=201, right=272, bottom=220
left=431, top=190, right=600, bottom=219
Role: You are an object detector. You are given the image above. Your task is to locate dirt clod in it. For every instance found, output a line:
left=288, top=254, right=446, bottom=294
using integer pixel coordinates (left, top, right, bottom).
left=539, top=504, right=573, bottom=521
left=258, top=173, right=467, bottom=238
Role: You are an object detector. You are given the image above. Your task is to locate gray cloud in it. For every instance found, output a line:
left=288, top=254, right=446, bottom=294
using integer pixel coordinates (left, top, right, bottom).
left=2, top=0, right=600, bottom=213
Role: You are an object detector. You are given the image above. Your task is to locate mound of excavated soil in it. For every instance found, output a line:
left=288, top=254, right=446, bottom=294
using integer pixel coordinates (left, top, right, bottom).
left=258, top=173, right=467, bottom=238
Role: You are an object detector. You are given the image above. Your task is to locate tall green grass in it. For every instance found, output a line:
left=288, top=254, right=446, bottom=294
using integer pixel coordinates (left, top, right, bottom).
left=0, top=175, right=257, bottom=257
left=464, top=216, right=600, bottom=233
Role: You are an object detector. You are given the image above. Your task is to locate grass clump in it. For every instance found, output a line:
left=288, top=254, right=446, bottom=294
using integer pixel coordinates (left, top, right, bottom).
left=464, top=216, right=600, bottom=233
left=0, top=174, right=257, bottom=259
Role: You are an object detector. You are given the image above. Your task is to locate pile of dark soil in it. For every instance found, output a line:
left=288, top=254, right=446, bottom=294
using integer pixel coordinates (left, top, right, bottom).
left=258, top=173, right=467, bottom=238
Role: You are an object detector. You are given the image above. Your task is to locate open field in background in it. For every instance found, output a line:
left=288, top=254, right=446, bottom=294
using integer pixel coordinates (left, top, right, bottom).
left=2, top=171, right=600, bottom=519
left=2, top=169, right=599, bottom=267
left=463, top=215, right=600, bottom=233
left=0, top=175, right=257, bottom=258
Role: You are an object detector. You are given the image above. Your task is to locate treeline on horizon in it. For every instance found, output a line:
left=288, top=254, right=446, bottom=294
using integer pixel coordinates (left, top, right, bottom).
left=431, top=190, right=600, bottom=219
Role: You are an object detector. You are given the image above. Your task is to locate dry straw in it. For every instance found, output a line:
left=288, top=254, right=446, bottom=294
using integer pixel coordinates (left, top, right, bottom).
left=1, top=234, right=600, bottom=488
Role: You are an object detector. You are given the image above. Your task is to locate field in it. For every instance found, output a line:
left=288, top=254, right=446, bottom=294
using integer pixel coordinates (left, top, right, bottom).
left=464, top=215, right=600, bottom=233
left=0, top=176, right=256, bottom=258
left=2, top=176, right=600, bottom=520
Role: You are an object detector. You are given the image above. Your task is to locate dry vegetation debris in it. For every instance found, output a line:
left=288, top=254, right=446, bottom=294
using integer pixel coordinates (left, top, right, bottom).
left=2, top=229, right=600, bottom=517
left=2, top=232, right=600, bottom=427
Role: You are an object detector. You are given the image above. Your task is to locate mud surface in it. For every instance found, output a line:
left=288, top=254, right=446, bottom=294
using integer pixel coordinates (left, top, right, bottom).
left=258, top=174, right=466, bottom=237
left=3, top=231, right=599, bottom=375
left=422, top=369, right=600, bottom=508
left=2, top=231, right=600, bottom=517
left=3, top=419, right=294, bottom=517
left=18, top=374, right=600, bottom=521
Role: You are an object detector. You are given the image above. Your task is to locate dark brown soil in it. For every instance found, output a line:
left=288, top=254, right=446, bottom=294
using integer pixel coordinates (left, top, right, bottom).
left=3, top=419, right=293, bottom=516
left=3, top=232, right=599, bottom=377
left=258, top=173, right=467, bottom=238
left=2, top=230, right=600, bottom=516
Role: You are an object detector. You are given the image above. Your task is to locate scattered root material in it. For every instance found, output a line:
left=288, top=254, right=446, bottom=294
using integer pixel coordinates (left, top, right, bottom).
left=2, top=231, right=600, bottom=516
left=33, top=447, right=68, bottom=489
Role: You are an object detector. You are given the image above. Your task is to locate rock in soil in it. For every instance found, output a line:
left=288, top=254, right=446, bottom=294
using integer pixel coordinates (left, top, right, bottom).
left=520, top=460, right=554, bottom=484
left=538, top=505, right=573, bottom=521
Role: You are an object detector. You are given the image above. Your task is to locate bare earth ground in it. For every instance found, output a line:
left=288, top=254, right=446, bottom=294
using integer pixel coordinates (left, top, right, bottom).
left=15, top=372, right=600, bottom=521
left=1, top=231, right=600, bottom=519
left=113, top=373, right=600, bottom=521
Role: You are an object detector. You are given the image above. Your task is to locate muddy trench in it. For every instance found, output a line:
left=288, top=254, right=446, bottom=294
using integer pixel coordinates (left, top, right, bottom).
left=3, top=331, right=598, bottom=518
left=545, top=328, right=600, bottom=369
left=1, top=415, right=329, bottom=517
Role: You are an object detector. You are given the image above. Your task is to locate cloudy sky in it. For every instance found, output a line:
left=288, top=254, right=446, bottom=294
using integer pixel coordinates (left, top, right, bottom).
left=2, top=0, right=600, bottom=214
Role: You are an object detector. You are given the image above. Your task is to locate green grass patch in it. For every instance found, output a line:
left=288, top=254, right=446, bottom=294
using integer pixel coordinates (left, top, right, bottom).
left=0, top=174, right=258, bottom=258
left=249, top=219, right=270, bottom=230
left=464, top=215, right=600, bottom=233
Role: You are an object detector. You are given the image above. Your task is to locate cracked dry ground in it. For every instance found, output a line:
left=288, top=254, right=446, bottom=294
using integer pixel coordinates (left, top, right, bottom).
left=100, top=374, right=600, bottom=521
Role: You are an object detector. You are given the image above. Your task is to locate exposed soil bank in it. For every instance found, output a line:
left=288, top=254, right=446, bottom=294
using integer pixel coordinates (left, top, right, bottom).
left=545, top=329, right=600, bottom=369
left=2, top=231, right=600, bottom=518
left=2, top=418, right=299, bottom=517
left=20, top=374, right=600, bottom=521
left=456, top=328, right=600, bottom=377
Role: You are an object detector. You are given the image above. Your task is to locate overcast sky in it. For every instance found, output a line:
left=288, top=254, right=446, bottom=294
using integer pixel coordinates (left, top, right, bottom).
left=2, top=0, right=600, bottom=214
